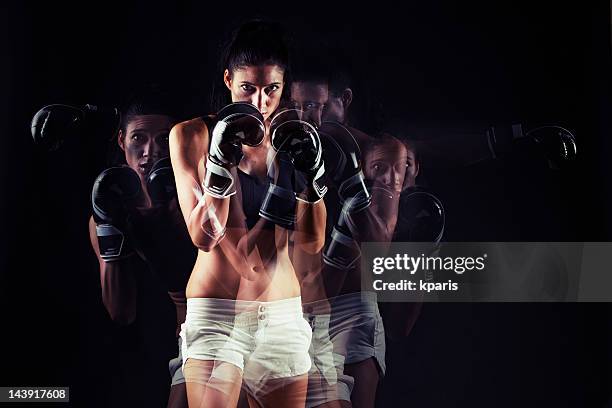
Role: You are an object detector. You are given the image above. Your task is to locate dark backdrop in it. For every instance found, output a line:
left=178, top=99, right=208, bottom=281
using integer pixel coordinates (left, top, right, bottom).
left=1, top=0, right=611, bottom=407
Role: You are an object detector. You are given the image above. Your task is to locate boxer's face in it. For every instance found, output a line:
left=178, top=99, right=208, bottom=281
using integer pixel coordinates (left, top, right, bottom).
left=322, top=89, right=351, bottom=124
left=323, top=94, right=345, bottom=123
left=290, top=81, right=329, bottom=128
left=364, top=140, right=415, bottom=192
left=118, top=114, right=175, bottom=179
left=403, top=147, right=419, bottom=188
left=224, top=65, right=284, bottom=122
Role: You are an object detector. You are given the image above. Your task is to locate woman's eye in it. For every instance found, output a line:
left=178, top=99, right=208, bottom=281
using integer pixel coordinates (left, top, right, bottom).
left=266, top=85, right=279, bottom=93
left=395, top=163, right=408, bottom=173
left=158, top=133, right=170, bottom=144
left=131, top=133, right=143, bottom=142
left=372, top=162, right=391, bottom=174
left=240, top=84, right=254, bottom=92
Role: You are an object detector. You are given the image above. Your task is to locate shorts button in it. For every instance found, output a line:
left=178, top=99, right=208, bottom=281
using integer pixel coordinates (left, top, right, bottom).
left=259, top=305, right=265, bottom=312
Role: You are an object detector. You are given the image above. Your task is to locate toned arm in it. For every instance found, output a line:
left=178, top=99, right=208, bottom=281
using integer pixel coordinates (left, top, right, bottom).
left=88, top=216, right=137, bottom=325
left=169, top=119, right=231, bottom=252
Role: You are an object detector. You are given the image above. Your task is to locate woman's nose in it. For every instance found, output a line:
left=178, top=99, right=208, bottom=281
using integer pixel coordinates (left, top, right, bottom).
left=393, top=171, right=403, bottom=187
left=251, top=91, right=267, bottom=112
left=144, top=141, right=161, bottom=160
left=380, top=171, right=392, bottom=186
left=302, top=110, right=321, bottom=129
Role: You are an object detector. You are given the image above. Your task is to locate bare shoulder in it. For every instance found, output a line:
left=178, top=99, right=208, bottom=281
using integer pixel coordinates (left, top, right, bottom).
left=170, top=117, right=208, bottom=143
left=170, top=117, right=211, bottom=166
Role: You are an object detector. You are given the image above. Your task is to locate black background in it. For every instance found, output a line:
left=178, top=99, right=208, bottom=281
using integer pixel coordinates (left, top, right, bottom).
left=1, top=0, right=612, bottom=406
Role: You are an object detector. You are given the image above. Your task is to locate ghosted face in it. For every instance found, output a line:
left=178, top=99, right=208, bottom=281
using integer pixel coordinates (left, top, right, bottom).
left=364, top=138, right=418, bottom=192
left=290, top=81, right=329, bottom=128
left=322, top=94, right=345, bottom=123
left=403, top=145, right=419, bottom=188
left=322, top=88, right=351, bottom=124
left=224, top=65, right=285, bottom=122
left=118, top=114, right=175, bottom=179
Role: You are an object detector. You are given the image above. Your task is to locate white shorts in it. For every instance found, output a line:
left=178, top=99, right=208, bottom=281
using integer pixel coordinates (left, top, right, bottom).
left=302, top=292, right=386, bottom=408
left=328, top=292, right=386, bottom=375
left=303, top=303, right=354, bottom=408
left=180, top=297, right=312, bottom=398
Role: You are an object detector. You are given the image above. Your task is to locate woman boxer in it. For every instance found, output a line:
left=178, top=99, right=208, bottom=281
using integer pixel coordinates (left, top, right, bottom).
left=362, top=133, right=425, bottom=337
left=88, top=91, right=195, bottom=408
left=169, top=21, right=326, bottom=408
left=287, top=58, right=390, bottom=408
left=363, top=134, right=418, bottom=216
left=290, top=55, right=430, bottom=408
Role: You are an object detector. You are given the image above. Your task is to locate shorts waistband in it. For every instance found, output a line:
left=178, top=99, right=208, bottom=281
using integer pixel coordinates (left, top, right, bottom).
left=330, top=292, right=379, bottom=316
left=186, top=297, right=304, bottom=324
left=302, top=292, right=379, bottom=317
left=302, top=298, right=332, bottom=316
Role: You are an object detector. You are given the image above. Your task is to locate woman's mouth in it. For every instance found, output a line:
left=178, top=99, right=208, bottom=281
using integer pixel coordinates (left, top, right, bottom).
left=138, top=162, right=152, bottom=174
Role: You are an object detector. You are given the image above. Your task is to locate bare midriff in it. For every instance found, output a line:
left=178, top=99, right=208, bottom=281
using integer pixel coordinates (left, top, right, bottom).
left=186, top=236, right=301, bottom=301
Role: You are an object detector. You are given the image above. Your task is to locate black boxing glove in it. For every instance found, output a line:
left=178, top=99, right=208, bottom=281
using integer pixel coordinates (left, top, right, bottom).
left=204, top=103, right=265, bottom=198
left=92, top=167, right=142, bottom=261
left=147, top=157, right=176, bottom=206
left=257, top=110, right=301, bottom=227
left=319, top=121, right=370, bottom=211
left=31, top=104, right=84, bottom=151
left=31, top=104, right=120, bottom=152
left=323, top=193, right=368, bottom=270
left=320, top=122, right=371, bottom=269
left=270, top=109, right=327, bottom=203
left=394, top=186, right=445, bottom=243
left=259, top=150, right=297, bottom=228
left=525, top=125, right=577, bottom=170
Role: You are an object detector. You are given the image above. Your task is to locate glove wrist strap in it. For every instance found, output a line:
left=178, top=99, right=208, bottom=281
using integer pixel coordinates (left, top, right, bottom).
left=259, top=184, right=297, bottom=228
left=203, top=156, right=236, bottom=198
left=96, top=223, right=134, bottom=262
left=296, top=163, right=328, bottom=204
